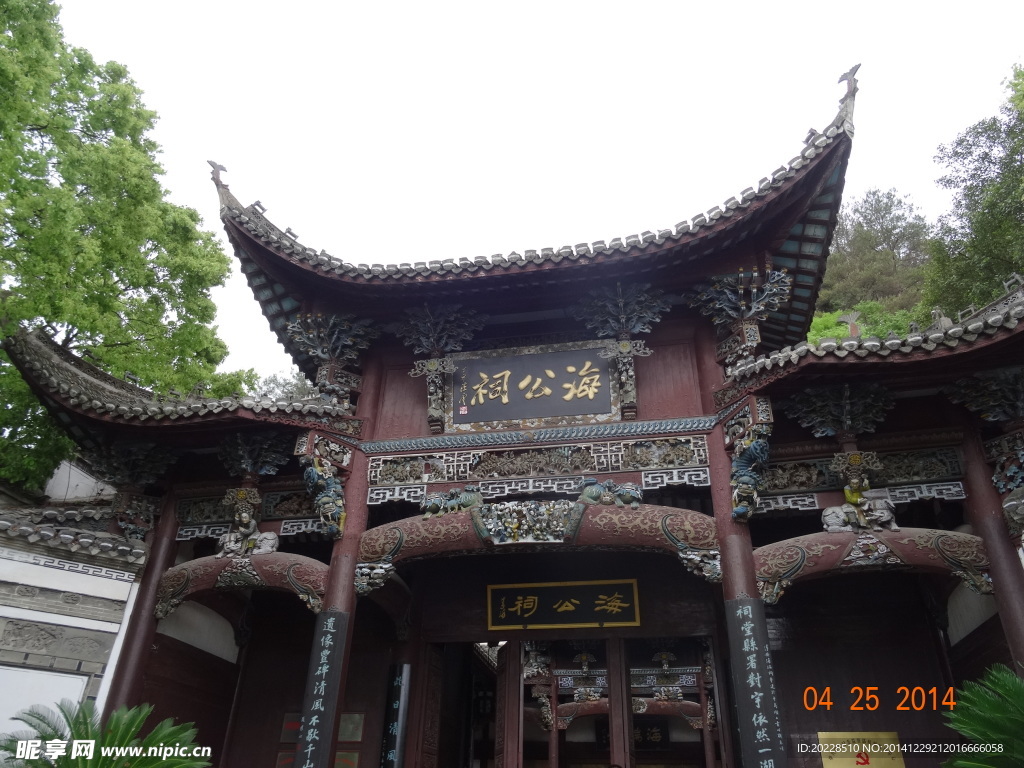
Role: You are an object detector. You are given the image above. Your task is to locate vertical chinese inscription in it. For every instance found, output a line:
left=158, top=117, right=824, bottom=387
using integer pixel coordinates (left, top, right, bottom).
left=378, top=663, right=411, bottom=768
left=295, top=610, right=348, bottom=768
left=725, top=598, right=785, bottom=768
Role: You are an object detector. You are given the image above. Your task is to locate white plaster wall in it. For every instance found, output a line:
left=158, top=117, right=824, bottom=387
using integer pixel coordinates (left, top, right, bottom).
left=94, top=581, right=140, bottom=715
left=947, top=581, right=998, bottom=646
left=156, top=601, right=239, bottom=663
left=0, top=667, right=88, bottom=731
left=43, top=462, right=115, bottom=504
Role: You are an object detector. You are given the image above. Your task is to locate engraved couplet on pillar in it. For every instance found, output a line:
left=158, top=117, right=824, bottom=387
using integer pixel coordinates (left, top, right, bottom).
left=295, top=609, right=349, bottom=768
left=724, top=598, right=785, bottom=767
left=380, top=663, right=411, bottom=768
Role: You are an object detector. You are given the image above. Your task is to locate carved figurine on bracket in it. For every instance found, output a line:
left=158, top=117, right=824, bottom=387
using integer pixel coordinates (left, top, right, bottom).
left=730, top=425, right=770, bottom=521
left=301, top=456, right=347, bottom=538
left=419, top=484, right=483, bottom=519
left=822, top=451, right=899, bottom=532
left=394, top=305, right=486, bottom=434
left=569, top=282, right=670, bottom=421
left=216, top=487, right=279, bottom=558
left=822, top=490, right=900, bottom=533
left=574, top=477, right=645, bottom=516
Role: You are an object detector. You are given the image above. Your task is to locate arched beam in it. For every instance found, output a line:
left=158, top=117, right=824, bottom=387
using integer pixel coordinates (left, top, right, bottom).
left=357, top=503, right=722, bottom=584
left=754, top=528, right=991, bottom=603
left=155, top=552, right=328, bottom=618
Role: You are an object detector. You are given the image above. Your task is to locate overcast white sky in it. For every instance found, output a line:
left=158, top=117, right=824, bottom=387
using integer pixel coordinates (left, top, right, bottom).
left=56, top=1, right=1024, bottom=378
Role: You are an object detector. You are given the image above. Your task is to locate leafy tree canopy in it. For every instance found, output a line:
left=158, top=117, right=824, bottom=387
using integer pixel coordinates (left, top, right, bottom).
left=818, top=188, right=933, bottom=314
left=256, top=367, right=319, bottom=401
left=0, top=0, right=255, bottom=489
left=924, top=66, right=1024, bottom=313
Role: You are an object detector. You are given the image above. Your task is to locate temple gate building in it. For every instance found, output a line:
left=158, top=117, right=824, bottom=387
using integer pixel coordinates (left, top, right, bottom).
left=4, top=70, right=1024, bottom=768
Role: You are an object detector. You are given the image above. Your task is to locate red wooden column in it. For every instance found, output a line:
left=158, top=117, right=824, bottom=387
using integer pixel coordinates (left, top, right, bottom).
left=494, top=640, right=523, bottom=768
left=102, top=492, right=178, bottom=718
left=961, top=425, right=1024, bottom=670
left=294, top=447, right=371, bottom=768
left=547, top=684, right=559, bottom=768
left=605, top=637, right=635, bottom=768
left=709, top=422, right=787, bottom=767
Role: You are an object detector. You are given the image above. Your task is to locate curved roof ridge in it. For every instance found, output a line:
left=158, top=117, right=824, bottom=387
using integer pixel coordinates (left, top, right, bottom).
left=715, top=281, right=1024, bottom=405
left=2, top=328, right=360, bottom=432
left=214, top=70, right=857, bottom=278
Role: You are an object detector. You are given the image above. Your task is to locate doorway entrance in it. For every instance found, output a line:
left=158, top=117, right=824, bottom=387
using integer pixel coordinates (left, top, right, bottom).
left=428, top=637, right=721, bottom=768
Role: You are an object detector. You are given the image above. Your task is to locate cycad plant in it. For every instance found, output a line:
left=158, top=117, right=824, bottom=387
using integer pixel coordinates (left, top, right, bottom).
left=943, top=664, right=1024, bottom=768
left=0, top=699, right=210, bottom=768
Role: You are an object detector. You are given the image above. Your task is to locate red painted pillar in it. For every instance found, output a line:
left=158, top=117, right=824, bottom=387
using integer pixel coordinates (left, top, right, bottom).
left=605, top=637, right=635, bottom=768
left=547, top=684, right=559, bottom=768
left=708, top=423, right=758, bottom=601
left=495, top=640, right=523, bottom=768
left=103, top=492, right=178, bottom=718
left=294, top=447, right=371, bottom=768
left=961, top=425, right=1024, bottom=671
left=710, top=423, right=787, bottom=767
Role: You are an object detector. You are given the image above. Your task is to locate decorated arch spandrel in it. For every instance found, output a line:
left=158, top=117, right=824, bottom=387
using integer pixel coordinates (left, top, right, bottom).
left=754, top=528, right=991, bottom=603
left=155, top=552, right=328, bottom=619
left=357, top=503, right=721, bottom=584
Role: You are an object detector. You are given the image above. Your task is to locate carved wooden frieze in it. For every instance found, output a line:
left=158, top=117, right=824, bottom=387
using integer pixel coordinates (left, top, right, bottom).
left=368, top=437, right=707, bottom=485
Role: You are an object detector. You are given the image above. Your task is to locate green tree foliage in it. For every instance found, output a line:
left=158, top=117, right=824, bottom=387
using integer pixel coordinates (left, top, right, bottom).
left=0, top=0, right=255, bottom=489
left=818, top=188, right=933, bottom=314
left=807, top=301, right=930, bottom=345
left=0, top=699, right=211, bottom=768
left=925, top=67, right=1024, bottom=313
left=942, top=664, right=1024, bottom=768
left=255, top=367, right=319, bottom=401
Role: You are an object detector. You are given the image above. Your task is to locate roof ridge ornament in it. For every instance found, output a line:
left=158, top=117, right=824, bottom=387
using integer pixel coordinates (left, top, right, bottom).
left=835, top=63, right=860, bottom=127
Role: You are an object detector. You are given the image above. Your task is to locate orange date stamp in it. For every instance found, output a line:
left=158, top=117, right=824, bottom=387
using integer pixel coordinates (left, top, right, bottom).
left=802, top=685, right=957, bottom=711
